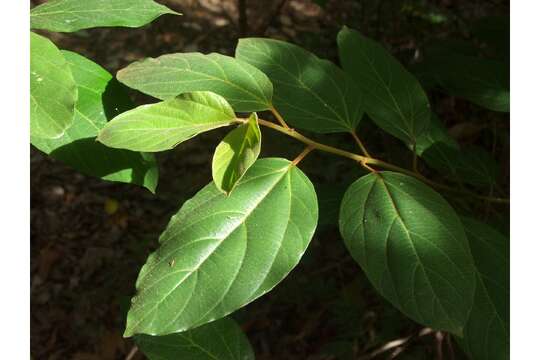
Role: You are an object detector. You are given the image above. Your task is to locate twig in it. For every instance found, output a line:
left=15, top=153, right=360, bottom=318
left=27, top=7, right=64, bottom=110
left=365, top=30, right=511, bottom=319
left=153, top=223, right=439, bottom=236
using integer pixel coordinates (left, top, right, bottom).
left=351, top=131, right=372, bottom=158
left=125, top=345, right=138, bottom=360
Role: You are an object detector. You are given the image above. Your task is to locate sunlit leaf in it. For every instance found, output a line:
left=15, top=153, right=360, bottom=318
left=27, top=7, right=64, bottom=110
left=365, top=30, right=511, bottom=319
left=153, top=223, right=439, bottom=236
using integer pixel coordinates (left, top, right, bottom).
left=98, top=91, right=236, bottom=152
left=30, top=32, right=77, bottom=139
left=212, top=113, right=261, bottom=194
left=125, top=158, right=318, bottom=336
left=30, top=0, right=179, bottom=33
left=117, top=53, right=273, bottom=112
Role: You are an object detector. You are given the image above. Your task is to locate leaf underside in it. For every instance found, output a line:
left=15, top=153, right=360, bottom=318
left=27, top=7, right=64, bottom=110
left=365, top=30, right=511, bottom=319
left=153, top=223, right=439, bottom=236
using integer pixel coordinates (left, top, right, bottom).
left=236, top=37, right=363, bottom=133
left=456, top=217, right=509, bottom=360
left=212, top=113, right=262, bottom=194
left=337, top=26, right=431, bottom=146
left=31, top=50, right=159, bottom=192
left=339, top=171, right=476, bottom=335
left=30, top=32, right=77, bottom=139
left=30, top=0, right=179, bottom=33
left=117, top=52, right=273, bottom=112
left=135, top=317, right=255, bottom=360
left=125, top=158, right=318, bottom=337
left=98, top=91, right=236, bottom=152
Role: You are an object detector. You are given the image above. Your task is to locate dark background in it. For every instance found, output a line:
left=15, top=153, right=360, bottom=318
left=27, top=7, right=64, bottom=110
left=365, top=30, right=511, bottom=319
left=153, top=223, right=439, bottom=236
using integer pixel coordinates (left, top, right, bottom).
left=30, top=0, right=510, bottom=359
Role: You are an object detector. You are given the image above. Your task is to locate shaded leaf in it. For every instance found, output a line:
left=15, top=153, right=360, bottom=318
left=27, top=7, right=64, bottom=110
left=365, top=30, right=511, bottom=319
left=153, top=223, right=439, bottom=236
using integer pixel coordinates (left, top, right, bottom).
left=236, top=37, right=363, bottom=133
left=422, top=47, right=509, bottom=112
left=31, top=51, right=158, bottom=192
left=117, top=53, right=273, bottom=112
left=135, top=317, right=254, bottom=360
left=339, top=172, right=476, bottom=335
left=30, top=0, right=179, bottom=33
left=30, top=32, right=77, bottom=139
left=337, top=26, right=431, bottom=146
left=455, top=146, right=499, bottom=186
left=456, top=217, right=509, bottom=360
left=414, top=113, right=459, bottom=156
left=98, top=91, right=236, bottom=152
left=125, top=158, right=318, bottom=336
left=212, top=113, right=261, bottom=194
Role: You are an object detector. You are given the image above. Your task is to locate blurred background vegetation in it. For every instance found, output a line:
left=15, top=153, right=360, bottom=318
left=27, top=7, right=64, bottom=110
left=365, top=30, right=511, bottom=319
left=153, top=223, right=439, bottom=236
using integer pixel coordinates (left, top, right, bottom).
left=31, top=0, right=509, bottom=359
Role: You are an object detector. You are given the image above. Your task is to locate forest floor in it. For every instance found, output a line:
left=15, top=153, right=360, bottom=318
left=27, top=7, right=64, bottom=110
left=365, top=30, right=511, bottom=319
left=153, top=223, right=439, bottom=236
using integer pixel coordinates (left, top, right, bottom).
left=30, top=0, right=508, bottom=359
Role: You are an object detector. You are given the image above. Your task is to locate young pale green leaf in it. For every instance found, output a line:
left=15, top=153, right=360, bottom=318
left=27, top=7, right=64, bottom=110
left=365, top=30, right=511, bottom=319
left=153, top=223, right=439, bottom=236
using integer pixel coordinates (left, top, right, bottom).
left=456, top=217, right=509, bottom=360
left=117, top=53, right=273, bottom=112
left=135, top=317, right=254, bottom=360
left=30, top=0, right=179, bottom=33
left=212, top=113, right=262, bottom=194
left=97, top=91, right=236, bottom=152
left=339, top=172, right=476, bottom=335
left=235, top=38, right=364, bottom=133
left=125, top=158, right=318, bottom=336
left=31, top=51, right=158, bottom=193
left=337, top=27, right=431, bottom=146
left=414, top=113, right=459, bottom=156
left=30, top=32, right=77, bottom=139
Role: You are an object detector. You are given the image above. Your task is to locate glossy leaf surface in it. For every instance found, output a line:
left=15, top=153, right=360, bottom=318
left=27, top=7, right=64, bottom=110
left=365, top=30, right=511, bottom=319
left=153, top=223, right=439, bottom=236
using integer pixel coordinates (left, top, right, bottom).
left=30, top=0, right=179, bottom=33
left=125, top=158, right=318, bottom=336
left=31, top=51, right=158, bottom=192
left=212, top=113, right=262, bottom=194
left=98, top=91, right=236, bottom=152
left=337, top=27, right=431, bottom=145
left=117, top=53, right=273, bottom=112
left=135, top=317, right=254, bottom=360
left=457, top=217, right=509, bottom=360
left=30, top=32, right=77, bottom=139
left=339, top=172, right=476, bottom=335
left=236, top=38, right=363, bottom=133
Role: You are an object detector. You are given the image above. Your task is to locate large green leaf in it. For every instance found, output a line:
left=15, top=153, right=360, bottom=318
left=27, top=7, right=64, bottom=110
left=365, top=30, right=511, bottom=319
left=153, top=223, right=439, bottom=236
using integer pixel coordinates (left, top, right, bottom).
left=212, top=113, right=261, bottom=194
left=457, top=217, right=509, bottom=360
left=31, top=51, right=158, bottom=193
left=337, top=27, right=431, bottom=146
left=98, top=91, right=236, bottom=152
left=30, top=32, right=77, bottom=139
left=339, top=172, right=476, bottom=335
left=117, top=53, right=273, bottom=112
left=30, top=0, right=179, bottom=33
left=236, top=38, right=363, bottom=133
left=135, top=317, right=254, bottom=360
left=125, top=158, right=318, bottom=336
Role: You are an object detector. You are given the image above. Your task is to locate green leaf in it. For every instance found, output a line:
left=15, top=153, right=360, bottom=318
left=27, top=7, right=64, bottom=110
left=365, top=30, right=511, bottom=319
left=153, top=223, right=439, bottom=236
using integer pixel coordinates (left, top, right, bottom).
left=30, top=0, right=179, bottom=33
left=212, top=113, right=262, bottom=194
left=125, top=158, right=318, bottom=336
left=457, top=217, right=509, bottom=360
left=414, top=113, right=459, bottom=156
left=339, top=172, right=476, bottom=335
left=422, top=47, right=509, bottom=112
left=236, top=38, right=363, bottom=133
left=135, top=317, right=255, bottom=360
left=117, top=53, right=273, bottom=112
left=421, top=144, right=499, bottom=187
left=97, top=91, right=236, bottom=152
left=30, top=32, right=77, bottom=139
left=337, top=27, right=431, bottom=146
left=31, top=51, right=158, bottom=193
